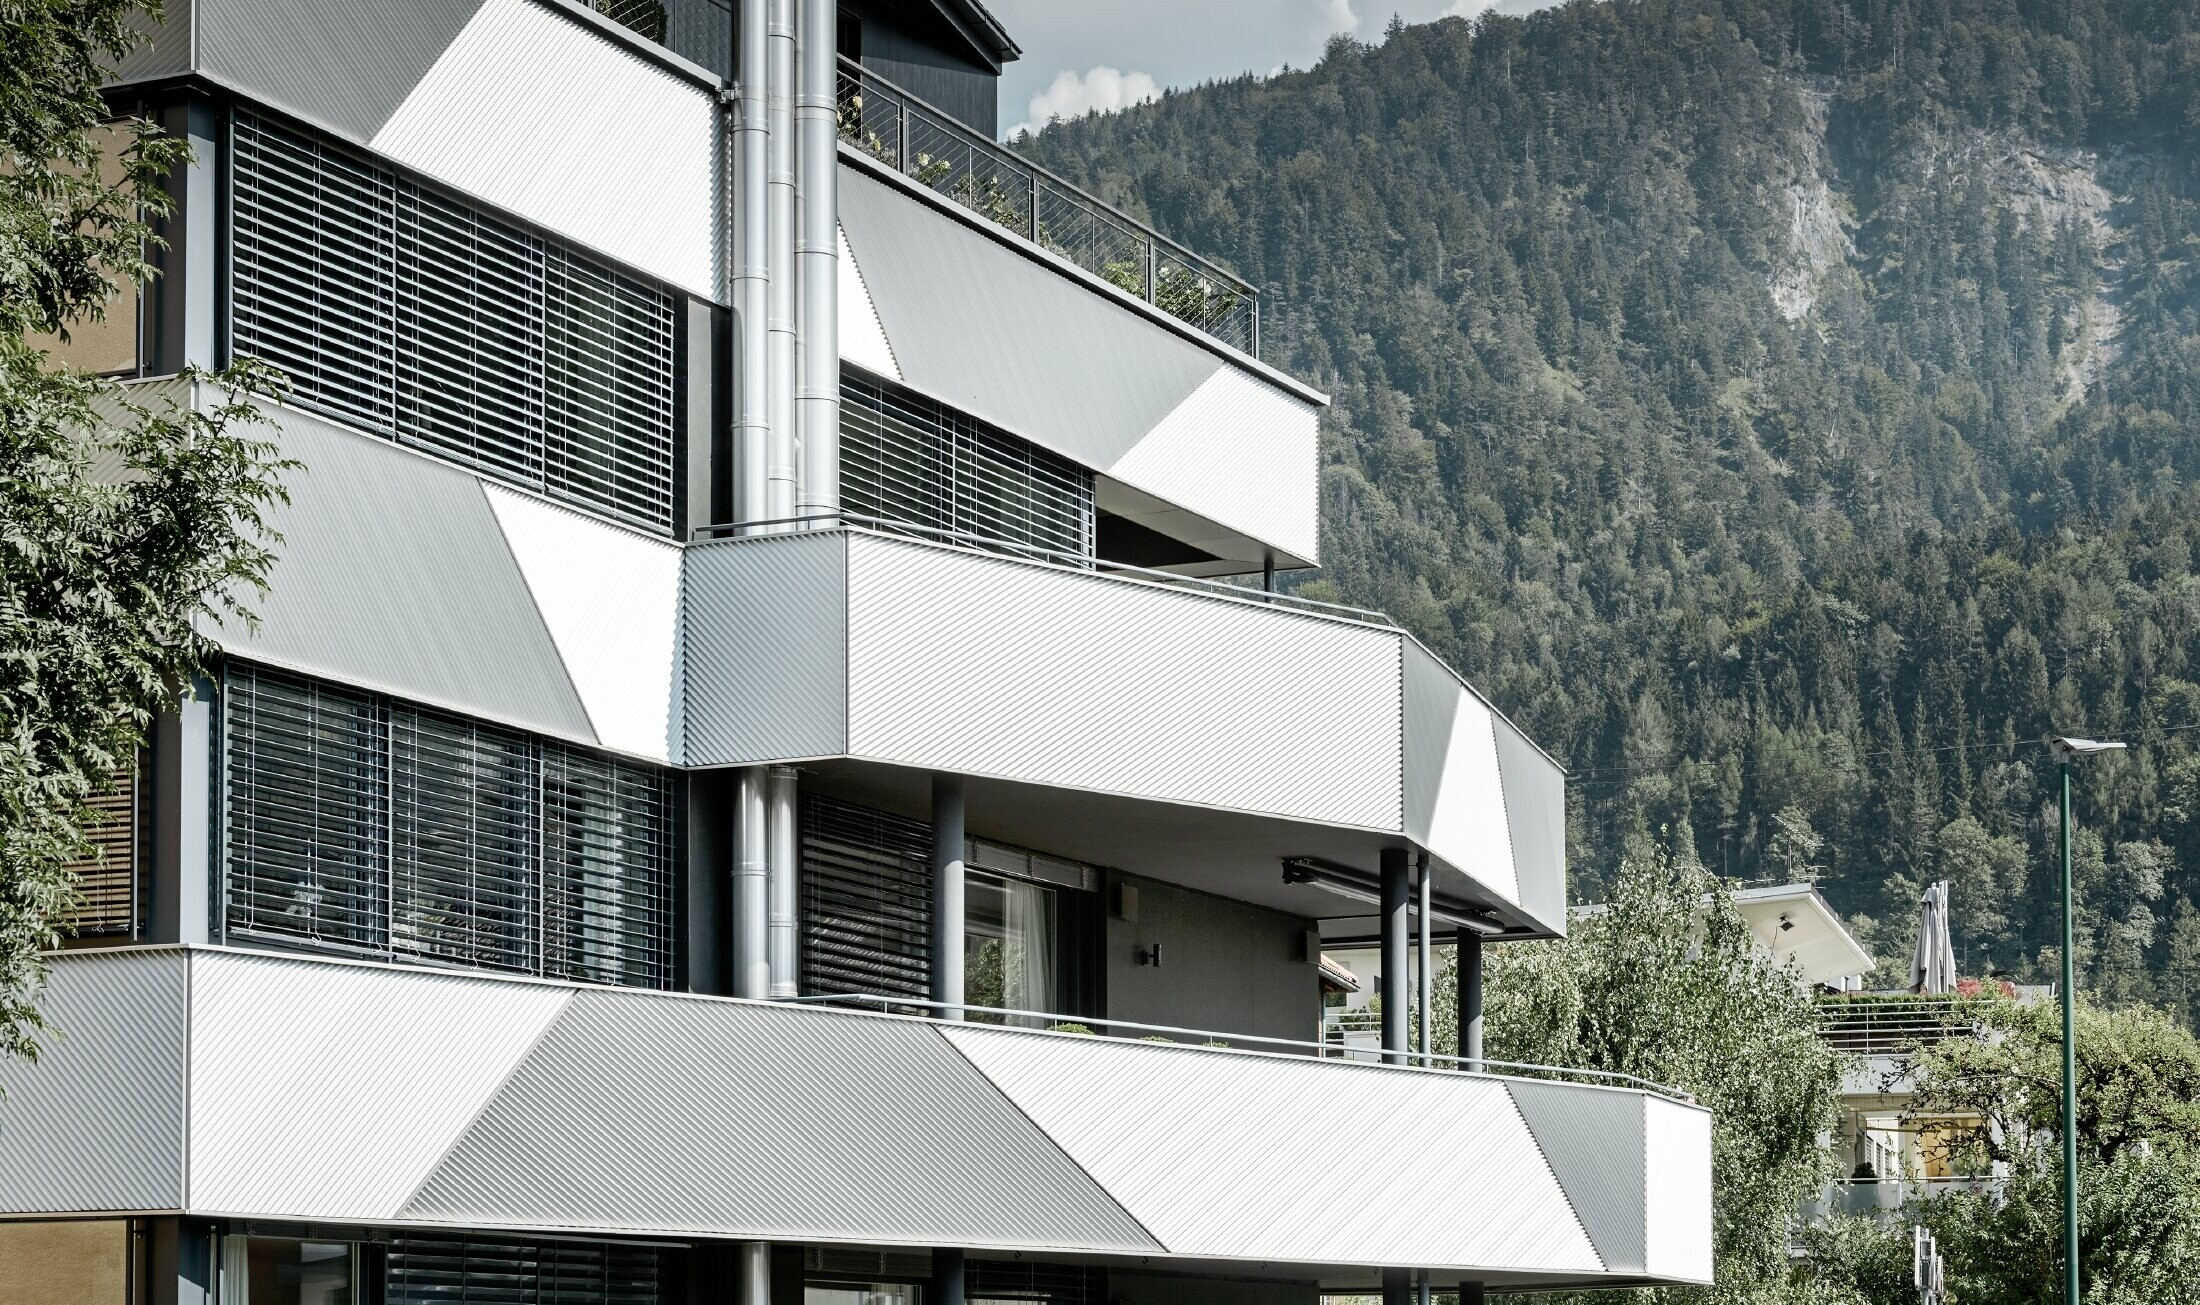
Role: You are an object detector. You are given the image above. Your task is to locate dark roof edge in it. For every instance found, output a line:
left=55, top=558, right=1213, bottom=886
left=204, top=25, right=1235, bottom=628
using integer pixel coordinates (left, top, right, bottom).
left=937, top=0, right=1020, bottom=64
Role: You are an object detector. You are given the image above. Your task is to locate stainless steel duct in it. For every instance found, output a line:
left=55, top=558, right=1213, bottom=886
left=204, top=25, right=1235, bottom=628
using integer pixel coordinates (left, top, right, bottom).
left=765, top=0, right=798, bottom=524
left=931, top=774, right=966, bottom=1018
left=767, top=764, right=799, bottom=997
left=732, top=0, right=769, bottom=528
left=1380, top=847, right=1409, bottom=1066
left=795, top=0, right=840, bottom=520
left=734, top=766, right=770, bottom=998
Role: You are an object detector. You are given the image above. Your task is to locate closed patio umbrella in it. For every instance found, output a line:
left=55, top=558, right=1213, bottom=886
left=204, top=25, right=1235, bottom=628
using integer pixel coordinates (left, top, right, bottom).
left=1910, top=880, right=1957, bottom=994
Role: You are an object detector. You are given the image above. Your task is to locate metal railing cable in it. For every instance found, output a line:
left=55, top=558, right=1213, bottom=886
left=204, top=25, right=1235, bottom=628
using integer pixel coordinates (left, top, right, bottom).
left=691, top=511, right=1397, bottom=626
left=834, top=55, right=1260, bottom=357
left=783, top=991, right=1698, bottom=1102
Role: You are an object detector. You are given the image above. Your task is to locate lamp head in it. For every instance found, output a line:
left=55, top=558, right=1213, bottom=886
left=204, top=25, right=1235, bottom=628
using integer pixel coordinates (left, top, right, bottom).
left=2049, top=735, right=2129, bottom=761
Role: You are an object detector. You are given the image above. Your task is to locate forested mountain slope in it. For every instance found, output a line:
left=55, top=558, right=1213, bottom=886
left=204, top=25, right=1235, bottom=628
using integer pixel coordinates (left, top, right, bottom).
left=1018, top=0, right=2200, bottom=1008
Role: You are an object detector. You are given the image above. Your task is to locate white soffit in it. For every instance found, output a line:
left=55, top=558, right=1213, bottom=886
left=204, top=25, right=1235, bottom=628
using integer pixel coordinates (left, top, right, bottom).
left=839, top=226, right=901, bottom=381
left=1642, top=1096, right=1716, bottom=1284
left=942, top=1027, right=1603, bottom=1274
left=186, top=952, right=572, bottom=1221
left=1106, top=366, right=1321, bottom=566
left=370, top=0, right=717, bottom=297
left=485, top=483, right=682, bottom=763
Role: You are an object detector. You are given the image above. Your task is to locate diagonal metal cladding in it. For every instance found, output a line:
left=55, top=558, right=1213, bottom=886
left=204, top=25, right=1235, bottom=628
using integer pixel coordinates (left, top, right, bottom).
left=192, top=0, right=490, bottom=139
left=397, top=990, right=1162, bottom=1252
left=0, top=951, right=189, bottom=1214
left=1504, top=1079, right=1649, bottom=1275
left=206, top=404, right=598, bottom=749
left=939, top=1024, right=1606, bottom=1275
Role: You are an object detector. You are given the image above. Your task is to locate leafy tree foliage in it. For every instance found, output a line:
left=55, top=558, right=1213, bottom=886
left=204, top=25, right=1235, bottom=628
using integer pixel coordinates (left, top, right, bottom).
left=1436, top=853, right=1844, bottom=1305
left=1020, top=0, right=2200, bottom=1004
left=1801, top=1001, right=2200, bottom=1305
left=1, top=0, right=285, bottom=1059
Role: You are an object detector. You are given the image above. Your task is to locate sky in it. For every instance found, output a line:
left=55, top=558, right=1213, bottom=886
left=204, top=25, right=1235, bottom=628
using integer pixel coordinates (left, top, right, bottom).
left=988, top=0, right=1559, bottom=139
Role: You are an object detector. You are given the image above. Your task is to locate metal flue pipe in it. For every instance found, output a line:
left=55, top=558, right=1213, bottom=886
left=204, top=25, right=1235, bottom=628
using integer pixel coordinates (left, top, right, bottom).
left=733, top=767, right=769, bottom=998
left=766, top=765, right=799, bottom=997
left=795, top=0, right=840, bottom=520
left=731, top=0, right=769, bottom=529
left=765, top=0, right=799, bottom=525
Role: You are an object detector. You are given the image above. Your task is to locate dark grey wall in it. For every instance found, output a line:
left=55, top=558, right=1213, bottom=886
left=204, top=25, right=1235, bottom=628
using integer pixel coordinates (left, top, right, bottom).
left=1109, top=1273, right=1320, bottom=1305
left=859, top=8, right=999, bottom=137
left=1104, top=875, right=1320, bottom=1048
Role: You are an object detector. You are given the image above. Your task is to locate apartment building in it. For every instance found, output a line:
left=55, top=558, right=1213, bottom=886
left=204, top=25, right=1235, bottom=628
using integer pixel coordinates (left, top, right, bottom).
left=0, top=2, right=1713, bottom=1302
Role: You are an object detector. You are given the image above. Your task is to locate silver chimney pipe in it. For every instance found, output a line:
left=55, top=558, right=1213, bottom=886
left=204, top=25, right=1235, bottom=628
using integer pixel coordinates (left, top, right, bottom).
left=732, top=0, right=769, bottom=529
left=766, top=765, right=799, bottom=997
left=765, top=0, right=799, bottom=524
left=731, top=0, right=773, bottom=1004
left=795, top=0, right=839, bottom=520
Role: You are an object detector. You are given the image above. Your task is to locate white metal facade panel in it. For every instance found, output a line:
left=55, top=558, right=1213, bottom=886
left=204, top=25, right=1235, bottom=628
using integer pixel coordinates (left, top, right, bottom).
left=942, top=1026, right=1603, bottom=1274
left=484, top=484, right=682, bottom=763
left=0, top=950, right=187, bottom=1214
left=844, top=535, right=1401, bottom=829
left=204, top=403, right=598, bottom=747
left=370, top=0, right=717, bottom=297
left=1106, top=366, right=1320, bottom=566
left=838, top=166, right=1320, bottom=567
left=185, top=952, right=572, bottom=1220
left=839, top=226, right=902, bottom=382
left=1642, top=1095, right=1716, bottom=1284
left=1404, top=643, right=1519, bottom=907
left=680, top=534, right=851, bottom=766
left=1495, top=716, right=1569, bottom=934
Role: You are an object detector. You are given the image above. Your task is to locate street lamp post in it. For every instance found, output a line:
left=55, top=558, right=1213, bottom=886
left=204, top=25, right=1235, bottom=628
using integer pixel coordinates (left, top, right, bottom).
left=2048, top=734, right=2126, bottom=1305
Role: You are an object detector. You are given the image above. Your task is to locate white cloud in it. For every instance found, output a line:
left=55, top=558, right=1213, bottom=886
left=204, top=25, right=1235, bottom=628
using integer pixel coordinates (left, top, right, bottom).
left=1321, top=0, right=1360, bottom=32
left=1443, top=0, right=1497, bottom=17
left=1009, top=65, right=1162, bottom=137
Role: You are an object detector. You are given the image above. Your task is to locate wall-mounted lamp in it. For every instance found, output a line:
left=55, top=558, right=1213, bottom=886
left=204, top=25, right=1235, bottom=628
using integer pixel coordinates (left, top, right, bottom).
left=1137, top=942, right=1163, bottom=968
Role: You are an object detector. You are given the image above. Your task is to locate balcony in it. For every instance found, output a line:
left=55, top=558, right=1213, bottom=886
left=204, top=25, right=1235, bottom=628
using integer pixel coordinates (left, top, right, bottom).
left=683, top=524, right=1565, bottom=935
left=1800, top=1177, right=2005, bottom=1223
left=1, top=946, right=1711, bottom=1288
left=837, top=58, right=1258, bottom=356
left=1818, top=998, right=1983, bottom=1057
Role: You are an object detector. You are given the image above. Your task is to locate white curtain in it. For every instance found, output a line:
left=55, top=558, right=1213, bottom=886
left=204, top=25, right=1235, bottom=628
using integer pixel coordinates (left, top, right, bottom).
left=219, top=1237, right=250, bottom=1305
left=1001, top=876, right=1056, bottom=1027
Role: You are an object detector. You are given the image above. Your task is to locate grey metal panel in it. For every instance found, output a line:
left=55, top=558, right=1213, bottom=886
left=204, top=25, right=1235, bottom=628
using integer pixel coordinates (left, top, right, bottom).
left=185, top=950, right=574, bottom=1219
left=196, top=0, right=489, bottom=139
left=399, top=989, right=1163, bottom=1252
left=942, top=1025, right=1603, bottom=1274
left=680, top=534, right=850, bottom=766
left=1401, top=642, right=1458, bottom=852
left=0, top=950, right=187, bottom=1214
left=844, top=534, right=1401, bottom=829
left=837, top=166, right=1223, bottom=474
left=204, top=402, right=597, bottom=746
left=1495, top=712, right=1569, bottom=933
left=1505, top=1079, right=1647, bottom=1274
left=109, top=0, right=194, bottom=84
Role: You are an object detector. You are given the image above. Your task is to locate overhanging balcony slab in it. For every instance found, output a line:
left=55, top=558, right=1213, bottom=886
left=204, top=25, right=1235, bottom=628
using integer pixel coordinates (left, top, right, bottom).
left=684, top=529, right=1566, bottom=934
left=0, top=948, right=1712, bottom=1288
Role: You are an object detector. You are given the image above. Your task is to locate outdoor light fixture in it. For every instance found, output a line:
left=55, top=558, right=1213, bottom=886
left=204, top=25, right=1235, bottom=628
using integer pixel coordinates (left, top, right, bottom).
left=1280, top=857, right=1506, bottom=934
left=1778, top=913, right=1795, bottom=933
left=2047, top=731, right=2127, bottom=1305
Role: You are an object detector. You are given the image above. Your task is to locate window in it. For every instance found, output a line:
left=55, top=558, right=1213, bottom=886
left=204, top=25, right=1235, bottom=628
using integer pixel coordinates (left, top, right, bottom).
left=840, top=367, right=1095, bottom=558
left=220, top=1238, right=356, bottom=1305
left=965, top=870, right=1055, bottom=1024
left=60, top=768, right=143, bottom=937
left=387, top=1235, right=669, bottom=1305
left=808, top=1286, right=919, bottom=1305
left=231, top=111, right=679, bottom=533
left=223, top=663, right=677, bottom=988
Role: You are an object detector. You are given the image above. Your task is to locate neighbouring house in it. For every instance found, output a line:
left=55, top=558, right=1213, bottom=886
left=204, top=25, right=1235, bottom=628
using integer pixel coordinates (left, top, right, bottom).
left=0, top=4, right=1712, bottom=1304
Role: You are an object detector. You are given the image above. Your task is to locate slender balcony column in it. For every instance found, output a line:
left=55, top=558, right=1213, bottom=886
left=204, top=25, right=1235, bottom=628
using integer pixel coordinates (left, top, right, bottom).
left=931, top=774, right=967, bottom=1019
left=733, top=767, right=770, bottom=999
left=932, top=1249, right=966, bottom=1305
left=1457, top=928, right=1485, bottom=1072
left=1380, top=847, right=1410, bottom=1066
left=1381, top=1266, right=1413, bottom=1305
left=1416, top=853, right=1432, bottom=1065
left=766, top=765, right=800, bottom=998
left=738, top=1242, right=771, bottom=1305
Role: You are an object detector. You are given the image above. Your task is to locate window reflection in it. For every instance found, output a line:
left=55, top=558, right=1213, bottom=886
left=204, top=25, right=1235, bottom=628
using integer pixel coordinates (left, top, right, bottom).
left=220, top=1238, right=354, bottom=1305
left=966, top=870, right=1056, bottom=1025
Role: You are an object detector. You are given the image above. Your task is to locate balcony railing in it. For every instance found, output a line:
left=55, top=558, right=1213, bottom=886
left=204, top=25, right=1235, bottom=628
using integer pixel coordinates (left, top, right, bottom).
left=836, top=56, right=1261, bottom=357
left=1818, top=998, right=1982, bottom=1056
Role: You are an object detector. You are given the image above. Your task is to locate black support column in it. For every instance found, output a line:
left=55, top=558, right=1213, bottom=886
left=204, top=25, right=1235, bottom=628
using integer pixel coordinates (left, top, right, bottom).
left=1457, top=928, right=1485, bottom=1072
left=931, top=774, right=966, bottom=1019
left=932, top=1249, right=966, bottom=1305
left=1380, top=848, right=1410, bottom=1065
left=1381, top=1266, right=1413, bottom=1305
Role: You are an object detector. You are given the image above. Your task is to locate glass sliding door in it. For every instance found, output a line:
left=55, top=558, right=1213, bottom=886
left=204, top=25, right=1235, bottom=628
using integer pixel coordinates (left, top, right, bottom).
left=966, top=870, right=1057, bottom=1025
left=807, top=1285, right=921, bottom=1305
